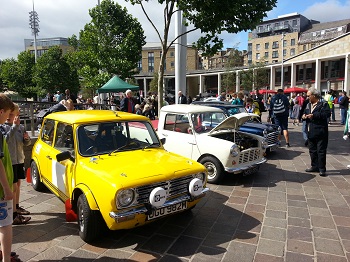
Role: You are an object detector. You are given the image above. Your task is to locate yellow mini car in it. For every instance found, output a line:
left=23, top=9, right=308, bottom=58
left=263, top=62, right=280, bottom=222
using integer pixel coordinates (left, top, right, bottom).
left=30, top=110, right=208, bottom=242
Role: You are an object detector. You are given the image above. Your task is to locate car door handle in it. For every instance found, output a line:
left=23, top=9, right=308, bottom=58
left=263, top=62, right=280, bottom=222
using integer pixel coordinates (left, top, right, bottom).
left=161, top=133, right=168, bottom=137
left=188, top=141, right=196, bottom=145
left=46, top=155, right=52, bottom=160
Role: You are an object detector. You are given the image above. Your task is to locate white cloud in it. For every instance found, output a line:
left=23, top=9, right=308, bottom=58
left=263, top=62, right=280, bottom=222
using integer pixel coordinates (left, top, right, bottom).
left=302, top=0, right=350, bottom=22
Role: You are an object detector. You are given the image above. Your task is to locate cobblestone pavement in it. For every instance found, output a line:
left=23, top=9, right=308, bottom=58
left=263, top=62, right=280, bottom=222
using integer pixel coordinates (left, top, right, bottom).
left=13, top=116, right=350, bottom=262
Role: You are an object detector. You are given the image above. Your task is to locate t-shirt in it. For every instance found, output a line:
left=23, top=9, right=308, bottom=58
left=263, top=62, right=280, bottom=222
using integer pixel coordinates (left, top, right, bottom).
left=0, top=134, right=13, bottom=199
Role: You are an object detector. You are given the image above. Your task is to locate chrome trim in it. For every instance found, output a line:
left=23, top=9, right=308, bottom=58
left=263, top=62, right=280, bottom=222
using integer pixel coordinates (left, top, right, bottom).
left=225, top=157, right=267, bottom=173
left=109, top=188, right=209, bottom=222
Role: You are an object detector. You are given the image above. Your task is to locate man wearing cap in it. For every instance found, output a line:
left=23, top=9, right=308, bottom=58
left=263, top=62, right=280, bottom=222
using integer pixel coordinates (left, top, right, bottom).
left=120, top=89, right=135, bottom=113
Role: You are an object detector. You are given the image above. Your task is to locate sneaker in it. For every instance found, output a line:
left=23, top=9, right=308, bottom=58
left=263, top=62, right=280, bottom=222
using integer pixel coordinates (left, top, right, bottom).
left=17, top=206, right=30, bottom=215
left=286, top=143, right=291, bottom=148
left=13, top=215, right=31, bottom=225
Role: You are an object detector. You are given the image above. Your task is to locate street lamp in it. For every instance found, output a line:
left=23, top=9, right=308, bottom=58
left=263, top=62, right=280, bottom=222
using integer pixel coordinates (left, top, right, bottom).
left=281, top=33, right=285, bottom=89
left=29, top=0, right=39, bottom=63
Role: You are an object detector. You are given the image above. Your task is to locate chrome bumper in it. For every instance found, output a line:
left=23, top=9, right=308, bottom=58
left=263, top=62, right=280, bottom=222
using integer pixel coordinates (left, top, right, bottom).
left=224, top=157, right=267, bottom=173
left=109, top=188, right=209, bottom=223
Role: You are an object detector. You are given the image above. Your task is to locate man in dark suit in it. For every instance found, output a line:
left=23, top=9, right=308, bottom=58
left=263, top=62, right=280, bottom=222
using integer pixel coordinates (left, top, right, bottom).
left=120, top=89, right=135, bottom=113
left=178, top=91, right=187, bottom=104
left=302, top=88, right=331, bottom=177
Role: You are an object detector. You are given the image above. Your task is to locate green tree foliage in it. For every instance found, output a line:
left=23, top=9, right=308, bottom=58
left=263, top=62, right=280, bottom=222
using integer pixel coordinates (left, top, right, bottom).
left=126, top=0, right=277, bottom=113
left=222, top=48, right=243, bottom=93
left=149, top=72, right=159, bottom=94
left=33, top=46, right=79, bottom=98
left=0, top=52, right=38, bottom=99
left=240, top=61, right=269, bottom=92
left=67, top=0, right=146, bottom=95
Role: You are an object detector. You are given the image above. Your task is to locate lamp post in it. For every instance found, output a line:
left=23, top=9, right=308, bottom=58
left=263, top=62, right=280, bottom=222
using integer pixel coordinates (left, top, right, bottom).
left=281, top=33, right=285, bottom=89
left=29, top=0, right=39, bottom=63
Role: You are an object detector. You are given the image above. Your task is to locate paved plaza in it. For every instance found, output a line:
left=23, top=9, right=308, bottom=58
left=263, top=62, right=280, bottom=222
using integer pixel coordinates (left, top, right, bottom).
left=13, top=114, right=350, bottom=262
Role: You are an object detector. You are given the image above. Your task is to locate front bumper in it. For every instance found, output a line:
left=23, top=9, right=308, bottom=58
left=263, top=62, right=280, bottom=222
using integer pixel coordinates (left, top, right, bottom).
left=109, top=188, right=209, bottom=223
left=224, top=157, right=267, bottom=173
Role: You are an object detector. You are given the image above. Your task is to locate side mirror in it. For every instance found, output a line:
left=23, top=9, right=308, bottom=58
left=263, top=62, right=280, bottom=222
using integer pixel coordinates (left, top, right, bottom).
left=160, top=138, right=166, bottom=145
left=56, top=151, right=75, bottom=162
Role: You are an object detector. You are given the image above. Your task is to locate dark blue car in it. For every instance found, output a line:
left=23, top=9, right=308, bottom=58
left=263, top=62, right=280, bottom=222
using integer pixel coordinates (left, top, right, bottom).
left=191, top=101, right=281, bottom=152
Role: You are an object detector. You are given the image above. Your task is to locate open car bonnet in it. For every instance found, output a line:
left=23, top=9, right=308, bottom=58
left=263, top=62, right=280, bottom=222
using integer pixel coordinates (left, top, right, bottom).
left=208, top=113, right=259, bottom=134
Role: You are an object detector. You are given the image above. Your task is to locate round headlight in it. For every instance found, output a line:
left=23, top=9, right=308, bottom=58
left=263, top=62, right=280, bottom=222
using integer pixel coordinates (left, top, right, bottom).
left=262, top=139, right=269, bottom=149
left=117, top=189, right=135, bottom=208
left=193, top=172, right=206, bottom=183
left=263, top=129, right=268, bottom=136
left=230, top=143, right=240, bottom=157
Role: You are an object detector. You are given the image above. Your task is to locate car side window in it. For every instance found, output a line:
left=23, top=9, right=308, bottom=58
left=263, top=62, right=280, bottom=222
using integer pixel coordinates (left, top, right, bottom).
left=164, top=114, right=190, bottom=133
left=54, top=123, right=74, bottom=152
left=41, top=119, right=55, bottom=146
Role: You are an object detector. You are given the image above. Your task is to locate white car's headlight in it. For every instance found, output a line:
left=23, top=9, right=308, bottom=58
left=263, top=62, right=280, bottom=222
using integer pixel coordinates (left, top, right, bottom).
left=262, top=139, right=269, bottom=149
left=230, top=143, right=240, bottom=157
left=193, top=172, right=206, bottom=184
left=117, top=189, right=135, bottom=208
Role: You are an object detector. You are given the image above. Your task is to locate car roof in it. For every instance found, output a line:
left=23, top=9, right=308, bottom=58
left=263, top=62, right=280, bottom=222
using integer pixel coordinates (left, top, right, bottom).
left=45, top=110, right=149, bottom=124
left=160, top=104, right=223, bottom=114
left=191, top=102, right=244, bottom=108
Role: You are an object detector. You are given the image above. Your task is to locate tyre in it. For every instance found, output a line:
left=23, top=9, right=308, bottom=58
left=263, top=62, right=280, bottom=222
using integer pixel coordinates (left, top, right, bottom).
left=199, top=156, right=224, bottom=184
left=31, top=161, right=45, bottom=191
left=77, top=194, right=103, bottom=242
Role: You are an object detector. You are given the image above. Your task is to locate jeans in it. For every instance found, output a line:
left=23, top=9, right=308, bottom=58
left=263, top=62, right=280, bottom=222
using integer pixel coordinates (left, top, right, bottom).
left=341, top=108, right=347, bottom=125
left=302, top=121, right=308, bottom=142
left=331, top=106, right=335, bottom=121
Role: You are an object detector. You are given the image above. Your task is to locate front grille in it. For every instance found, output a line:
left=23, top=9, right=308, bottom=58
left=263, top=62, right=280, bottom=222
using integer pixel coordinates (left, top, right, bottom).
left=239, top=149, right=261, bottom=164
left=266, top=131, right=279, bottom=146
left=135, top=175, right=193, bottom=205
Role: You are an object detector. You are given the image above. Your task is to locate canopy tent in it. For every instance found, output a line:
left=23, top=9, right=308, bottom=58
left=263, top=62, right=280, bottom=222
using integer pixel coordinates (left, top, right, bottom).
left=283, top=87, right=308, bottom=94
left=97, top=75, right=139, bottom=93
left=258, top=89, right=277, bottom=95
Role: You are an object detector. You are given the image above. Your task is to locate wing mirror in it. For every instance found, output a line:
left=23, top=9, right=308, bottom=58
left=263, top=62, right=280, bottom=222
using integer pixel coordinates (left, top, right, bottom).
left=56, top=151, right=75, bottom=162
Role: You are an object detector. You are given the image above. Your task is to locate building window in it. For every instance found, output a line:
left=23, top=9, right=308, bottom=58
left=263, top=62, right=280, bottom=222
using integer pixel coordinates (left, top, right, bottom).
left=137, top=59, right=142, bottom=71
left=267, top=24, right=271, bottom=31
left=256, top=53, right=260, bottom=60
left=303, top=45, right=306, bottom=51
left=311, top=43, right=316, bottom=48
left=275, top=22, right=279, bottom=28
left=291, top=39, right=295, bottom=46
left=292, top=19, right=297, bottom=27
left=272, top=51, right=278, bottom=58
left=257, top=26, right=263, bottom=32
left=148, top=52, right=154, bottom=72
left=265, top=42, right=269, bottom=49
left=170, top=61, right=175, bottom=67
left=248, top=54, right=252, bottom=60
left=272, top=41, right=279, bottom=49
left=264, top=52, right=269, bottom=58
left=290, top=48, right=295, bottom=56
left=248, top=43, right=252, bottom=52
left=283, top=49, right=287, bottom=57
left=256, top=44, right=260, bottom=51
left=283, top=40, right=287, bottom=47
left=170, top=51, right=174, bottom=57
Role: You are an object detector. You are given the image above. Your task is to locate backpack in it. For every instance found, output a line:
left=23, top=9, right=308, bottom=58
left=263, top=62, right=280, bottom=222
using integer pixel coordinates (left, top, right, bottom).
left=273, top=98, right=286, bottom=115
left=257, top=100, right=266, bottom=112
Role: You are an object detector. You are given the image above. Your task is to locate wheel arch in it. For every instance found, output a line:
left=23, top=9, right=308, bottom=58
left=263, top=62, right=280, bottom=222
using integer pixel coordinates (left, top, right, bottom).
left=197, top=153, right=223, bottom=167
left=72, top=184, right=99, bottom=213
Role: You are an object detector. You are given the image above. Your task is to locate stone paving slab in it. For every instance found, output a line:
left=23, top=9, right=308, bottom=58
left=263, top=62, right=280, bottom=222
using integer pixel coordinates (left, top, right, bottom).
left=11, top=115, right=350, bottom=261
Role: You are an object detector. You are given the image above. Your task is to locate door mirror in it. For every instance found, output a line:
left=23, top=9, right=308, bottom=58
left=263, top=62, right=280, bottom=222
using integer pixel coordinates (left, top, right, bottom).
left=56, top=151, right=75, bottom=162
left=160, top=138, right=166, bottom=145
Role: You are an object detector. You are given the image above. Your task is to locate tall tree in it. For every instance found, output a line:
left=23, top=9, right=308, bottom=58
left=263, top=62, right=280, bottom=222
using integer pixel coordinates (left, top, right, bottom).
left=0, top=52, right=37, bottom=99
left=222, top=48, right=244, bottom=93
left=33, top=46, right=79, bottom=97
left=68, top=0, right=146, bottom=94
left=126, top=0, right=277, bottom=113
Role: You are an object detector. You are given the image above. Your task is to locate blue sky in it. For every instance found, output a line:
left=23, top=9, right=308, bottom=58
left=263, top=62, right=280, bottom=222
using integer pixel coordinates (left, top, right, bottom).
left=1, top=0, right=350, bottom=60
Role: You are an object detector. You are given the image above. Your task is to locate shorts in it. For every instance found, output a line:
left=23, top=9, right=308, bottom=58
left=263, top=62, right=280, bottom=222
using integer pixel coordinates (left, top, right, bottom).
left=0, top=200, right=13, bottom=227
left=274, top=116, right=289, bottom=132
left=13, top=163, right=25, bottom=184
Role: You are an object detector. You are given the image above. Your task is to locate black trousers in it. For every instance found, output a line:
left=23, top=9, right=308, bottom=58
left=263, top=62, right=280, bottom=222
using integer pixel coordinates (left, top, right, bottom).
left=308, top=136, right=328, bottom=171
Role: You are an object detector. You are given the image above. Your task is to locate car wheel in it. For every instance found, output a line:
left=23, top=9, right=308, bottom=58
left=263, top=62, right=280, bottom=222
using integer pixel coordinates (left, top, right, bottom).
left=199, top=156, right=223, bottom=184
left=31, top=161, right=45, bottom=191
left=77, top=194, right=103, bottom=242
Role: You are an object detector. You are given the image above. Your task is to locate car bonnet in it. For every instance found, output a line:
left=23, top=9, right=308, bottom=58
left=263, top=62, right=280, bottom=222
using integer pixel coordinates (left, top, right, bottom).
left=208, top=112, right=260, bottom=134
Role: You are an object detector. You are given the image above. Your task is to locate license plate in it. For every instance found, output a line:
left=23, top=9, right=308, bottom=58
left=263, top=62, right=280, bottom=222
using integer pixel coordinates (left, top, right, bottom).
left=243, top=166, right=258, bottom=176
left=147, top=202, right=187, bottom=220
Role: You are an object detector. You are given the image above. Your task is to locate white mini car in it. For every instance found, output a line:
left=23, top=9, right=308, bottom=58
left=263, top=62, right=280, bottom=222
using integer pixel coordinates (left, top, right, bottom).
left=157, top=105, right=268, bottom=184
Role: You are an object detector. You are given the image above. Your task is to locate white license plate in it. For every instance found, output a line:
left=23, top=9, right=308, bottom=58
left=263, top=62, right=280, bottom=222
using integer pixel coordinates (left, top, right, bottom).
left=147, top=202, right=187, bottom=220
left=243, top=166, right=258, bottom=176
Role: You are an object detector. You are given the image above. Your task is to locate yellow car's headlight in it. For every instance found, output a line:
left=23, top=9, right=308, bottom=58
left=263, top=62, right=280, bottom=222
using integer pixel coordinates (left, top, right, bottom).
left=117, top=189, right=135, bottom=208
left=193, top=172, right=206, bottom=184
